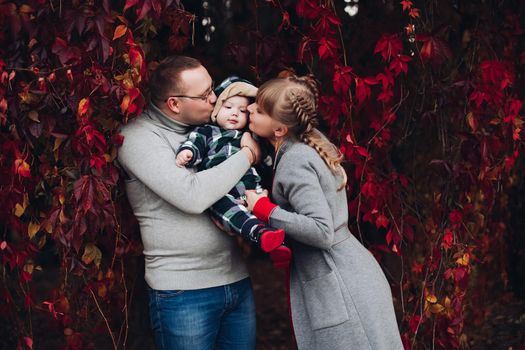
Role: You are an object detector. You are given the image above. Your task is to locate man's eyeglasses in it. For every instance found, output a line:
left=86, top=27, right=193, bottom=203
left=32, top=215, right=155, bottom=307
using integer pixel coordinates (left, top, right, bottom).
left=165, top=83, right=215, bottom=102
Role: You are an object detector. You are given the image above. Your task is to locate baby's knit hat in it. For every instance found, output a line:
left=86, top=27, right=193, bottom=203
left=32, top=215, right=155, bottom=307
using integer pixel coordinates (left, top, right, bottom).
left=211, top=76, right=257, bottom=122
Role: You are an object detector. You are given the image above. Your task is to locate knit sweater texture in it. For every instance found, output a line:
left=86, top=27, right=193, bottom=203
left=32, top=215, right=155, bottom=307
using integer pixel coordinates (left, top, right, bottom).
left=117, top=103, right=250, bottom=290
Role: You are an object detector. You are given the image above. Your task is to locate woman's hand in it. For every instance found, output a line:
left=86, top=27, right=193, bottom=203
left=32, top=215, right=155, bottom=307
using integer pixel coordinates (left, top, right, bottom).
left=244, top=189, right=268, bottom=211
left=240, top=132, right=261, bottom=164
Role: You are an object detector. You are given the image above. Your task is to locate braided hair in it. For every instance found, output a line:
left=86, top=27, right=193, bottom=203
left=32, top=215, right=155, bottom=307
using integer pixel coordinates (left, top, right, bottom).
left=256, top=75, right=347, bottom=190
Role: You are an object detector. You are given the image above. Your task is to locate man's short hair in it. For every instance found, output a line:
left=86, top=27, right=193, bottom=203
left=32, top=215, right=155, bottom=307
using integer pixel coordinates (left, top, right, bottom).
left=149, top=55, right=202, bottom=106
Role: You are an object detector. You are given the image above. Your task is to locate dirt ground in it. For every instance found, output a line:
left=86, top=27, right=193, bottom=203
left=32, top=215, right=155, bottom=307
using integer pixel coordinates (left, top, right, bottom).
left=3, top=255, right=525, bottom=350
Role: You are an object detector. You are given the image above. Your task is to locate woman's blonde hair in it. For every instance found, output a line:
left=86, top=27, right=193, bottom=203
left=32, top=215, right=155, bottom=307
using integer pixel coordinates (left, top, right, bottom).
left=257, top=75, right=347, bottom=190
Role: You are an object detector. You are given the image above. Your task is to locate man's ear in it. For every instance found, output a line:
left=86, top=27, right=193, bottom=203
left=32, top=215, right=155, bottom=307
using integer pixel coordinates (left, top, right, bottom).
left=273, top=123, right=288, bottom=138
left=166, top=97, right=181, bottom=114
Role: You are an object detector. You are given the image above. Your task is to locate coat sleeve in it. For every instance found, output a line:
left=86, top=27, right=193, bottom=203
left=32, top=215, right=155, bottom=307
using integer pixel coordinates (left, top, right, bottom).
left=268, top=158, right=335, bottom=250
left=118, top=124, right=250, bottom=214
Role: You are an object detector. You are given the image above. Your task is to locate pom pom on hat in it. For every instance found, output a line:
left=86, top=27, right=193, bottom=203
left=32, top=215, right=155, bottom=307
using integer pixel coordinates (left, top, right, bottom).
left=211, top=76, right=257, bottom=122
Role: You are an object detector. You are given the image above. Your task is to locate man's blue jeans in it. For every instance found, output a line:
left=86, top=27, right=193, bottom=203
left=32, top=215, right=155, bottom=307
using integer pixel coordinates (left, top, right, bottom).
left=148, top=277, right=256, bottom=350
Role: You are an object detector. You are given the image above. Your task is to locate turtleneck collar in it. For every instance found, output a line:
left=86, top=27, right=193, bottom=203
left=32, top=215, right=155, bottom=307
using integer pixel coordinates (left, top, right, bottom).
left=143, top=102, right=192, bottom=134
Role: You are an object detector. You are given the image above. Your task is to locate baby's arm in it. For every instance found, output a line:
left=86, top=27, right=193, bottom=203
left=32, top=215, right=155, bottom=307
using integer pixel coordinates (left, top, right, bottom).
left=176, top=126, right=210, bottom=167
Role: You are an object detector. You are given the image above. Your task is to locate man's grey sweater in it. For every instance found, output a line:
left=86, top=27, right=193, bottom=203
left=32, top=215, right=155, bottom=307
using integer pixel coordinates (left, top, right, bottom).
left=118, top=103, right=250, bottom=290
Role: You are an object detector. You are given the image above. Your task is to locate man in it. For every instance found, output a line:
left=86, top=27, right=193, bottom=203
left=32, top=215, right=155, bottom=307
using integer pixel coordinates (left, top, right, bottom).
left=118, top=56, right=259, bottom=349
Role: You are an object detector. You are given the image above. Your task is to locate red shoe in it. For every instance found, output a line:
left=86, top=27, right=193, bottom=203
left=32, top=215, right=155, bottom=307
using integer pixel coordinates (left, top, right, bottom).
left=259, top=228, right=285, bottom=253
left=269, top=245, right=292, bottom=269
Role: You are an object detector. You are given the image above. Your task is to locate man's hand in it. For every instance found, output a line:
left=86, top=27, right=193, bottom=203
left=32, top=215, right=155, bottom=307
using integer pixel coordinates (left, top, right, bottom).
left=240, top=132, right=261, bottom=164
left=176, top=150, right=193, bottom=167
left=244, top=189, right=269, bottom=211
left=210, top=217, right=235, bottom=236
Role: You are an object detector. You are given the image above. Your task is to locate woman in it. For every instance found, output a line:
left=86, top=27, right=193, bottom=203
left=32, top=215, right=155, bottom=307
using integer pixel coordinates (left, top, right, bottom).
left=245, top=75, right=403, bottom=350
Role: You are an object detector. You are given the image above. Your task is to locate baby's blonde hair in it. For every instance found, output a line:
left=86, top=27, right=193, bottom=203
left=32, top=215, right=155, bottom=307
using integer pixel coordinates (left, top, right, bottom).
left=257, top=75, right=347, bottom=190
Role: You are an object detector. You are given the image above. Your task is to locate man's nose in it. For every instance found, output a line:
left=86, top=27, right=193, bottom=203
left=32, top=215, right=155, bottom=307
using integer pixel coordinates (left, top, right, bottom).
left=209, top=91, right=217, bottom=104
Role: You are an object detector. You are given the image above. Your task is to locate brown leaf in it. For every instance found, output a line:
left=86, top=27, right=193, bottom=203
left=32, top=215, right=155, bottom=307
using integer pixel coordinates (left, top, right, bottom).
left=81, top=243, right=102, bottom=268
left=28, top=222, right=40, bottom=239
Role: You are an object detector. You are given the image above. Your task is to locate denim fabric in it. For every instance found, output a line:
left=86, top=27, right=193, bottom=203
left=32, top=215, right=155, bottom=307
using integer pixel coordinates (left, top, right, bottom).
left=148, top=277, right=256, bottom=350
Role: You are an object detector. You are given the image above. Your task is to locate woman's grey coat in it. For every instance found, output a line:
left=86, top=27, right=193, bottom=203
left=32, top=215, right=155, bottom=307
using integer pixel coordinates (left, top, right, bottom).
left=268, top=139, right=404, bottom=350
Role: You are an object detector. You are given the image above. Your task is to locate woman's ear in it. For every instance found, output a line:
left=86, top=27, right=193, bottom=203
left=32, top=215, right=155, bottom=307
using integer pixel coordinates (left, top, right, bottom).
left=273, top=123, right=288, bottom=138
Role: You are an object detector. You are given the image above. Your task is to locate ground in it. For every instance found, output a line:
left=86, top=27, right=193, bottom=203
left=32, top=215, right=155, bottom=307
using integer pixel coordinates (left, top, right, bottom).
left=2, top=254, right=525, bottom=349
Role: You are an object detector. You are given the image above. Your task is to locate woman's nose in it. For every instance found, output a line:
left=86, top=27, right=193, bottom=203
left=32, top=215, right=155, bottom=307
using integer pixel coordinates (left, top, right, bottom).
left=247, top=103, right=255, bottom=113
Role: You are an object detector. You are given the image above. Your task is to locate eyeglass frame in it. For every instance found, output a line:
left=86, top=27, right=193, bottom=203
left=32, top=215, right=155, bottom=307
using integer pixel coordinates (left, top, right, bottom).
left=164, top=82, right=216, bottom=102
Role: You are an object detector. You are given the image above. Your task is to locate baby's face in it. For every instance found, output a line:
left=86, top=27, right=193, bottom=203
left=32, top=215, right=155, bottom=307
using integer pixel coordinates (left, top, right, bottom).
left=216, top=95, right=249, bottom=130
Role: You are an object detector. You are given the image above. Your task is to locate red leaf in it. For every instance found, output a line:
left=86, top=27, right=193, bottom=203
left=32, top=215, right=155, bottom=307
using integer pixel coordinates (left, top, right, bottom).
left=332, top=65, right=353, bottom=95
left=21, top=271, right=32, bottom=282
left=151, top=0, right=162, bottom=17
left=403, top=224, right=414, bottom=241
left=315, top=11, right=341, bottom=34
left=355, top=145, right=370, bottom=158
left=468, top=90, right=489, bottom=108
left=90, top=155, right=107, bottom=171
left=409, top=8, right=420, bottom=18
left=318, top=37, right=340, bottom=60
left=296, top=0, right=319, bottom=19
left=362, top=210, right=374, bottom=224
left=24, top=337, right=33, bottom=349
left=417, top=34, right=452, bottom=65
left=389, top=55, right=411, bottom=76
left=376, top=214, right=389, bottom=229
left=411, top=263, right=423, bottom=274
left=441, top=230, right=453, bottom=250
left=74, top=176, right=95, bottom=213
left=25, top=294, right=32, bottom=307
left=278, top=11, right=290, bottom=32
left=297, top=37, right=313, bottom=62
left=377, top=89, right=393, bottom=102
left=51, top=37, right=81, bottom=65
left=43, top=301, right=59, bottom=319
left=355, top=77, right=372, bottom=105
left=137, top=0, right=152, bottom=21
left=124, top=0, right=140, bottom=11
left=409, top=315, right=421, bottom=334
left=400, top=0, right=413, bottom=11
left=386, top=229, right=393, bottom=244
left=14, top=159, right=31, bottom=178
left=449, top=209, right=463, bottom=225
left=508, top=98, right=522, bottom=116
left=374, top=34, right=403, bottom=61
left=376, top=70, right=394, bottom=91
left=480, top=60, right=514, bottom=89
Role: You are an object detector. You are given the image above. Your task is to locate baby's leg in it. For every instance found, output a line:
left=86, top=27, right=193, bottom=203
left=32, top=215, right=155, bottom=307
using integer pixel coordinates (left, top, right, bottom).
left=209, top=194, right=284, bottom=252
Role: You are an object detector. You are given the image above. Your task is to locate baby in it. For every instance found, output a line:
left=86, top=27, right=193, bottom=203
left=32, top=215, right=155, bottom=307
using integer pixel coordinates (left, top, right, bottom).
left=176, top=76, right=284, bottom=253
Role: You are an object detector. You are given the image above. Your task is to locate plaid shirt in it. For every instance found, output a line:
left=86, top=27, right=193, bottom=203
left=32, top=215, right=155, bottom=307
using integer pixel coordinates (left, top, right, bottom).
left=177, top=124, right=260, bottom=196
